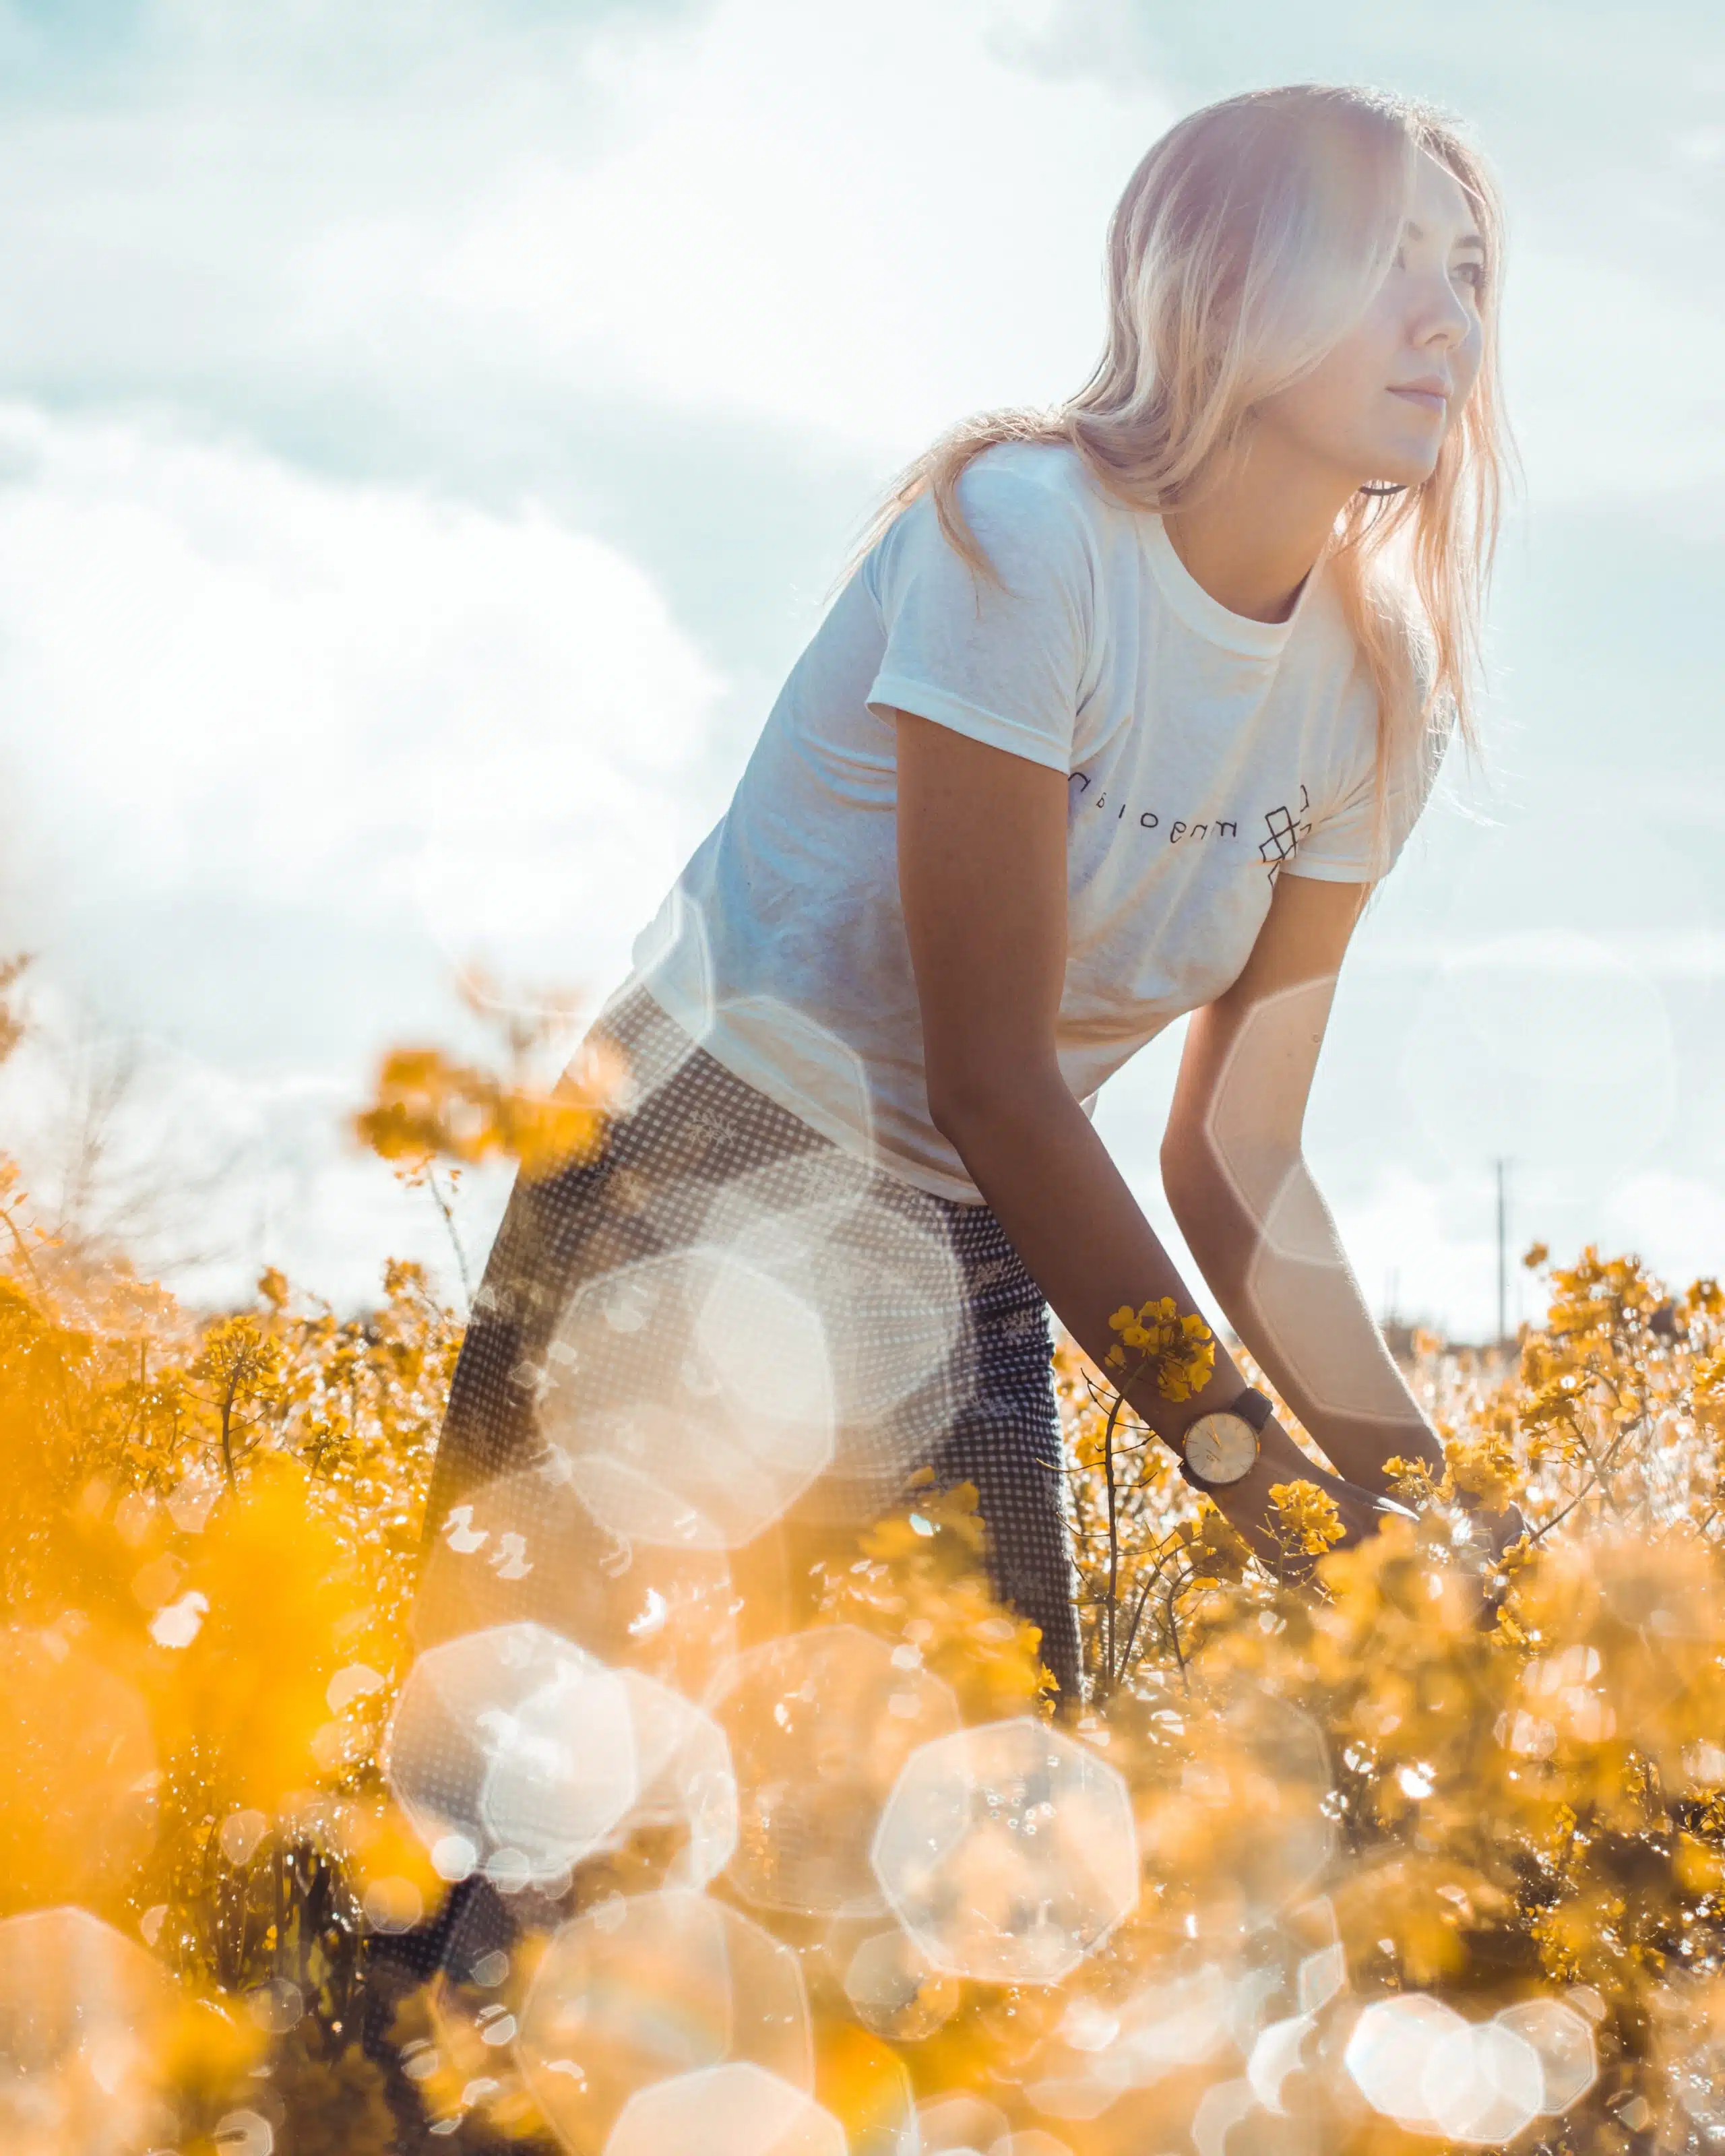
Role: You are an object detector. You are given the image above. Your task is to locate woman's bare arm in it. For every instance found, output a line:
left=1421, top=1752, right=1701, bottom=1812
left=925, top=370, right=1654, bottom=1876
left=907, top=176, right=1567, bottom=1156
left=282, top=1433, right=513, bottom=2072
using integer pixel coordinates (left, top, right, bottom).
left=1160, top=871, right=1447, bottom=1499
left=892, top=708, right=1396, bottom=1568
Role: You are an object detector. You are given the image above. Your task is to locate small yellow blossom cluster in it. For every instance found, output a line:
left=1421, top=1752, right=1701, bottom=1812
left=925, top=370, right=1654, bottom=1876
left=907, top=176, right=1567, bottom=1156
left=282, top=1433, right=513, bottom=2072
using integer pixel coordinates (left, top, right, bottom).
left=1265, top=1476, right=1346, bottom=1556
left=1104, top=1294, right=1216, bottom=1401
left=356, top=1042, right=620, bottom=1184
left=354, top=984, right=629, bottom=1186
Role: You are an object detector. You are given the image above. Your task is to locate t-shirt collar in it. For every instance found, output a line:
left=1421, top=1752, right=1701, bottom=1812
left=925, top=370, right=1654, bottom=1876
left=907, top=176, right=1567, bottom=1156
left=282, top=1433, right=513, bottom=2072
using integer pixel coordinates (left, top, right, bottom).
left=1141, top=513, right=1313, bottom=660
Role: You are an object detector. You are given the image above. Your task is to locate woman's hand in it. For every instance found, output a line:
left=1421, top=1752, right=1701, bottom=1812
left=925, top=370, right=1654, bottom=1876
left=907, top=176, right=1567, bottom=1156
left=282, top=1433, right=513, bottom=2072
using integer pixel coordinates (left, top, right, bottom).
left=1298, top=1409, right=1531, bottom=1566
left=1201, top=1415, right=1416, bottom=1581
left=1456, top=1492, right=1530, bottom=1562
left=1216, top=1434, right=1530, bottom=1613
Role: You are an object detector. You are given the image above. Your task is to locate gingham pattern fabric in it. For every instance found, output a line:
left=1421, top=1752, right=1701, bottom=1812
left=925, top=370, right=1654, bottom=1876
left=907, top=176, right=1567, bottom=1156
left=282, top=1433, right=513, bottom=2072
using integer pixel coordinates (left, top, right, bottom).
left=366, top=988, right=1084, bottom=2128
left=420, top=982, right=1081, bottom=1700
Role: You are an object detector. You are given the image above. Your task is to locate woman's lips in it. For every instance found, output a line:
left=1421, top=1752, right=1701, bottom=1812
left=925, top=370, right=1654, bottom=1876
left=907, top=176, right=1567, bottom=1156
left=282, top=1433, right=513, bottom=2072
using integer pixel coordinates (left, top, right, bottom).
left=1389, top=385, right=1447, bottom=414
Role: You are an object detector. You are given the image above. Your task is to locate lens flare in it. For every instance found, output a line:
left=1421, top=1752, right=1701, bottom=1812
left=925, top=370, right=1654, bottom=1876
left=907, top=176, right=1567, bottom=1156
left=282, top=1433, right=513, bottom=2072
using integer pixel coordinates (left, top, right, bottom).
left=542, top=1246, right=837, bottom=1548
left=414, top=1458, right=739, bottom=1699
left=708, top=1624, right=961, bottom=1917
left=602, top=2060, right=847, bottom=2156
left=515, top=1889, right=813, bottom=2152
left=870, top=1717, right=1140, bottom=1985
left=0, top=1906, right=181, bottom=2156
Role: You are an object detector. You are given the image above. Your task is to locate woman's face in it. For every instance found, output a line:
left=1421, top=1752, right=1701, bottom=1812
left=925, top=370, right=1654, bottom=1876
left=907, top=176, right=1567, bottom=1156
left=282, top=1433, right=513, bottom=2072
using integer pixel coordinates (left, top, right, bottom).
left=1255, top=148, right=1488, bottom=490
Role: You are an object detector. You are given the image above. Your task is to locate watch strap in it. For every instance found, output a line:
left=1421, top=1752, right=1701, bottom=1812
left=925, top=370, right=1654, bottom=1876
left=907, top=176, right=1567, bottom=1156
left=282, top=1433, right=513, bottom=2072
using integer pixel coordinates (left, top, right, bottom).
left=1230, top=1385, right=1276, bottom=1432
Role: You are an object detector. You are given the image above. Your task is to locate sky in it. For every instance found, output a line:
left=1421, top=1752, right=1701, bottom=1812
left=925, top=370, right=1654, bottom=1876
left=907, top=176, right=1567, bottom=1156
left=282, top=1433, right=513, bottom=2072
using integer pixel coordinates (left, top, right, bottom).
left=0, top=0, right=1720, bottom=1339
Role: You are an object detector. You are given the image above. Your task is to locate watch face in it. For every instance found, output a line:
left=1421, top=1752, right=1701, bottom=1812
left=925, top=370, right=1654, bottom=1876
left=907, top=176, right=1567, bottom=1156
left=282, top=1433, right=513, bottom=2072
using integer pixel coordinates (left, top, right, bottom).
left=1183, top=1410, right=1259, bottom=1486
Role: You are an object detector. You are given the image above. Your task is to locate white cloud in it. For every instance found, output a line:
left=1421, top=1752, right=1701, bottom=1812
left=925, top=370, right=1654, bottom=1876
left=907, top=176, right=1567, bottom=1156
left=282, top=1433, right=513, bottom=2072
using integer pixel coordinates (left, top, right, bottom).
left=1396, top=929, right=1681, bottom=1186
left=1325, top=1164, right=1514, bottom=1342
left=0, top=398, right=729, bottom=1307
left=0, top=400, right=724, bottom=997
left=280, top=0, right=1169, bottom=452
left=1497, top=225, right=1725, bottom=507
left=1606, top=1173, right=1725, bottom=1289
left=0, top=0, right=1714, bottom=503
left=0, top=0, right=1168, bottom=457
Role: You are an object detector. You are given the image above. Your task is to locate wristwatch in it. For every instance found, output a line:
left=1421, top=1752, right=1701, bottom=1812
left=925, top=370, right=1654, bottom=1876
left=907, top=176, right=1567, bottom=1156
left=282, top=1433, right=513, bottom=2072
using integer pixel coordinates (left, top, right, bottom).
left=1176, top=1385, right=1275, bottom=1492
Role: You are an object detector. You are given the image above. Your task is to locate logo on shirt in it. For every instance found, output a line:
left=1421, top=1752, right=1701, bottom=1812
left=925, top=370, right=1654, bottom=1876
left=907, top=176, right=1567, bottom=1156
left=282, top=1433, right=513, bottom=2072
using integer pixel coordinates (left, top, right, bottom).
left=1069, top=769, right=1313, bottom=879
left=1068, top=770, right=1239, bottom=844
left=1258, top=785, right=1313, bottom=881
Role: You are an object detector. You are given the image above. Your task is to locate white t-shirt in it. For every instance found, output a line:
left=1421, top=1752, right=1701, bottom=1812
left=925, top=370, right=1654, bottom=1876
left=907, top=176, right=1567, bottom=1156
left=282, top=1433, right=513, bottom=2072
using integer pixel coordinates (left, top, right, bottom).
left=615, top=439, right=1442, bottom=1204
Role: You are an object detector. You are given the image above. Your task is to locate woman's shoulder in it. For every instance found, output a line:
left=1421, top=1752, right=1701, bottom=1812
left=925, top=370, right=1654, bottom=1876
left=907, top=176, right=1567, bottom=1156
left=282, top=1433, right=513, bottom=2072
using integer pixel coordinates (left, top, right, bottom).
left=937, top=439, right=1124, bottom=579
left=959, top=435, right=1102, bottom=515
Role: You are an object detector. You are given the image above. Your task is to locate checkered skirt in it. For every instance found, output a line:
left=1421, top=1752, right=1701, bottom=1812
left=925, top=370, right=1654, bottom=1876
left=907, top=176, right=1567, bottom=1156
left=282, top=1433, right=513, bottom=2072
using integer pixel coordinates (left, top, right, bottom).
left=420, top=981, right=1081, bottom=1700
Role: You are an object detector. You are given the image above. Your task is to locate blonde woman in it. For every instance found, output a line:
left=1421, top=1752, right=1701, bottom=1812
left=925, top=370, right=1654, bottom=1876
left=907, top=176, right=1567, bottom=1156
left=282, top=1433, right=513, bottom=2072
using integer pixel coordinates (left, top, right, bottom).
left=418, top=83, right=1522, bottom=1738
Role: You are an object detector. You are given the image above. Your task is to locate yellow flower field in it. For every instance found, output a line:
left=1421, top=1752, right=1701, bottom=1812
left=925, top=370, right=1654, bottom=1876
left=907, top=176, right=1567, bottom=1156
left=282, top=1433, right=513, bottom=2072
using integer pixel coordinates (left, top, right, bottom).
left=4, top=963, right=1724, bottom=2155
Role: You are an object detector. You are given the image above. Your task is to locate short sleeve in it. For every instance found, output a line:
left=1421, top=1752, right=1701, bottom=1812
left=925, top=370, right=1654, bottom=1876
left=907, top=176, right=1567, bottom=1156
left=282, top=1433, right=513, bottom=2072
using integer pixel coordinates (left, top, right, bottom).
left=863, top=458, right=1097, bottom=774
left=1284, top=690, right=1453, bottom=885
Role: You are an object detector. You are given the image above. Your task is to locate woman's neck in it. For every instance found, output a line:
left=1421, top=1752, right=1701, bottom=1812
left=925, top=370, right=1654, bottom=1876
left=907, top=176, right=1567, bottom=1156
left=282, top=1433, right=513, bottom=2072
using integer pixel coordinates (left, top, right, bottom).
left=1159, top=433, right=1356, bottom=625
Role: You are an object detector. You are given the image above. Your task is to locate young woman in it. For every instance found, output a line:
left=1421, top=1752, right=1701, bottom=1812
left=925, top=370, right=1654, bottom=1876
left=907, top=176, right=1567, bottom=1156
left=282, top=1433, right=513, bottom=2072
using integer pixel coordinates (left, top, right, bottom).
left=418, top=83, right=1520, bottom=1725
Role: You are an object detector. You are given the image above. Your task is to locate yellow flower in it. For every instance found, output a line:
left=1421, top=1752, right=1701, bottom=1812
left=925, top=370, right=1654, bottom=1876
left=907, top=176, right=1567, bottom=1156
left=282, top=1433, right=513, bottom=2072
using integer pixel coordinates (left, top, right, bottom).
left=1267, top=1478, right=1346, bottom=1556
left=1447, top=1428, right=1522, bottom=1514
left=1687, top=1277, right=1723, bottom=1319
left=1382, top=1453, right=1443, bottom=1504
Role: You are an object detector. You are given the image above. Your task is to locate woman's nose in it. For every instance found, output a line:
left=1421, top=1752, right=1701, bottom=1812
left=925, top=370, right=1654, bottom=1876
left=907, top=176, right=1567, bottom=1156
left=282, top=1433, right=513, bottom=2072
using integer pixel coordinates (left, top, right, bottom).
left=1414, top=272, right=1474, bottom=350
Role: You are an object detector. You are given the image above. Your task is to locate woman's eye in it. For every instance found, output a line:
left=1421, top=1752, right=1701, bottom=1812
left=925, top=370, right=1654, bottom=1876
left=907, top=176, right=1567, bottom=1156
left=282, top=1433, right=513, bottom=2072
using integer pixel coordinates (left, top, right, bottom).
left=1456, top=261, right=1486, bottom=292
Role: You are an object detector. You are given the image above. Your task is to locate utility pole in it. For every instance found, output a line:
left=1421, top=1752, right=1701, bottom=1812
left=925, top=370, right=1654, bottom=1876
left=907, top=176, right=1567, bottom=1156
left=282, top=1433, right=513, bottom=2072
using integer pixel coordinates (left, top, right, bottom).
left=1495, top=1158, right=1509, bottom=1346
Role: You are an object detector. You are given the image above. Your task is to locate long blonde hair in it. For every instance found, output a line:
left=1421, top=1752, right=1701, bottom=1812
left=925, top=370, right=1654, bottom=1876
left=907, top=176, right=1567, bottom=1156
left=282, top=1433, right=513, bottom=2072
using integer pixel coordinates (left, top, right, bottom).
left=839, top=84, right=1514, bottom=863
